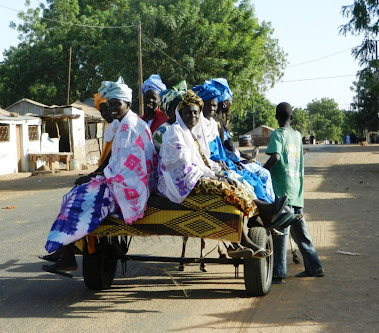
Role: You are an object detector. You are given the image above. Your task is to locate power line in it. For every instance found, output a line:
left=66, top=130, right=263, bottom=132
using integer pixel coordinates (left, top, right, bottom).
left=279, top=74, right=356, bottom=83
left=142, top=34, right=191, bottom=72
left=0, top=4, right=189, bottom=70
left=287, top=47, right=355, bottom=68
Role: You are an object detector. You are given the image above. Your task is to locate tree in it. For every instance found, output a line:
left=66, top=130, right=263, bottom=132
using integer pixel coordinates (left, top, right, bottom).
left=340, top=1, right=379, bottom=132
left=231, top=95, right=277, bottom=137
left=307, top=98, right=344, bottom=142
left=340, top=0, right=379, bottom=65
left=292, top=107, right=310, bottom=137
left=0, top=0, right=286, bottom=121
left=350, top=66, right=379, bottom=131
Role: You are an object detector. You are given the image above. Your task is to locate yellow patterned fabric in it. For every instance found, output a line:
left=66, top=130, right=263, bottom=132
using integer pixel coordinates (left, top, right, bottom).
left=90, top=194, right=242, bottom=242
left=192, top=178, right=258, bottom=218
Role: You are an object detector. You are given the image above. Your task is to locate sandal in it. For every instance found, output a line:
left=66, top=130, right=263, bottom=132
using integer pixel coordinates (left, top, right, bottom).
left=41, top=257, right=78, bottom=278
left=252, top=248, right=273, bottom=259
left=38, top=253, right=61, bottom=263
left=227, top=247, right=254, bottom=259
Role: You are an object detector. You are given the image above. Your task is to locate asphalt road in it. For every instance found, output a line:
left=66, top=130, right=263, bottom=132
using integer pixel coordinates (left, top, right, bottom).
left=0, top=144, right=378, bottom=333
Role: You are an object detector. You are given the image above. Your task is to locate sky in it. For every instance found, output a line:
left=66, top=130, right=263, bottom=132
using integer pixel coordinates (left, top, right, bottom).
left=253, top=0, right=363, bottom=110
left=0, top=0, right=364, bottom=110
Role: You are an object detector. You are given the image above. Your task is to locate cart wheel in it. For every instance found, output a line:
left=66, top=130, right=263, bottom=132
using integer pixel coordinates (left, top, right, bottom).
left=83, top=238, right=118, bottom=290
left=244, top=226, right=273, bottom=296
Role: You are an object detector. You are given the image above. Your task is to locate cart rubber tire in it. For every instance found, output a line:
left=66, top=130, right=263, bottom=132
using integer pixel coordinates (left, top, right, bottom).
left=83, top=242, right=118, bottom=290
left=244, top=226, right=273, bottom=296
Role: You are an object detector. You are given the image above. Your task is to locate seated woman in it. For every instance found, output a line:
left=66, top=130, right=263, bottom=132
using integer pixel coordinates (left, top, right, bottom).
left=193, top=81, right=274, bottom=204
left=157, top=90, right=289, bottom=258
left=153, top=80, right=188, bottom=151
left=40, top=77, right=157, bottom=273
left=141, top=74, right=168, bottom=133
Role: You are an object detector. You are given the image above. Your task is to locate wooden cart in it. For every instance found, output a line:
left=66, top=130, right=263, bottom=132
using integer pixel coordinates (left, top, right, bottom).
left=83, top=194, right=274, bottom=297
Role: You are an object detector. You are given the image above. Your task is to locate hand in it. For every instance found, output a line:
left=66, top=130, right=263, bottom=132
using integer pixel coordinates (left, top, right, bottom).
left=226, top=177, right=239, bottom=187
left=218, top=161, right=229, bottom=171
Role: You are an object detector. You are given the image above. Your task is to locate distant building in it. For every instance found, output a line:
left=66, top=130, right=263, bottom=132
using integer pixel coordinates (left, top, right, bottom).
left=3, top=98, right=106, bottom=175
left=243, top=125, right=275, bottom=146
left=0, top=108, right=42, bottom=175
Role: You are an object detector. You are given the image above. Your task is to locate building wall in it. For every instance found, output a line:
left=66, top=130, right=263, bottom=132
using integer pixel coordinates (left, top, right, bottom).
left=0, top=118, right=41, bottom=175
left=65, top=107, right=86, bottom=165
left=0, top=123, right=17, bottom=175
left=21, top=120, right=41, bottom=172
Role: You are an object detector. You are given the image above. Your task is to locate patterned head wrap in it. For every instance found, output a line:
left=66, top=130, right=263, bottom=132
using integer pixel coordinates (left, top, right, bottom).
left=93, top=92, right=106, bottom=111
left=142, top=74, right=167, bottom=95
left=98, top=76, right=132, bottom=102
left=192, top=81, right=221, bottom=102
left=208, top=78, right=233, bottom=103
left=177, top=90, right=204, bottom=113
left=160, top=80, right=188, bottom=114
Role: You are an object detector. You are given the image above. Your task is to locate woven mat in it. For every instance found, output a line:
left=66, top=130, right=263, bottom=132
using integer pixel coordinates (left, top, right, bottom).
left=90, top=195, right=242, bottom=242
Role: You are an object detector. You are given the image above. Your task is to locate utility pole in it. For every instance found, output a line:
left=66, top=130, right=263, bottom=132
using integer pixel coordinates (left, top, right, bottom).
left=137, top=22, right=144, bottom=116
left=67, top=46, right=72, bottom=105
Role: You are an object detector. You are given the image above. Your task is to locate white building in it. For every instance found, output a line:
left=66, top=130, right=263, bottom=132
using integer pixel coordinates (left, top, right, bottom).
left=0, top=108, right=42, bottom=175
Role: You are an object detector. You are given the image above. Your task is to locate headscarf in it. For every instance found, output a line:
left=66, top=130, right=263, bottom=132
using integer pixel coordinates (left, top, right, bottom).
left=98, top=76, right=132, bottom=102
left=141, top=74, right=167, bottom=95
left=93, top=92, right=106, bottom=111
left=157, top=91, right=221, bottom=203
left=177, top=89, right=204, bottom=113
left=160, top=80, right=188, bottom=114
left=207, top=78, right=233, bottom=103
left=192, top=81, right=221, bottom=102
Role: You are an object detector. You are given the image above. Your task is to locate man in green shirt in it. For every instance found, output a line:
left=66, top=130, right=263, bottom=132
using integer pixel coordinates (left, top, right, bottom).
left=264, top=102, right=324, bottom=284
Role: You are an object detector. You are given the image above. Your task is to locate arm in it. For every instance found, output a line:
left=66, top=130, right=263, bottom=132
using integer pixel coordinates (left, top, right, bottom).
left=74, top=152, right=111, bottom=185
left=263, top=153, right=280, bottom=170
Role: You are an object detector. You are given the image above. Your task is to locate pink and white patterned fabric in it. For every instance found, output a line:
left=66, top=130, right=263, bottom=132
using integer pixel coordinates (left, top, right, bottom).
left=104, top=110, right=157, bottom=224
left=45, top=110, right=157, bottom=253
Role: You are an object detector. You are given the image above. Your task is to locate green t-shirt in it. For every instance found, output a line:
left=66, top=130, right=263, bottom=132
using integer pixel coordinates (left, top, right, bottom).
left=266, top=127, right=304, bottom=207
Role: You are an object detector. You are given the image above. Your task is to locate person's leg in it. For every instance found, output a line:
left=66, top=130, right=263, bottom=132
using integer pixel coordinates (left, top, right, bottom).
left=290, top=207, right=324, bottom=276
left=272, top=205, right=292, bottom=281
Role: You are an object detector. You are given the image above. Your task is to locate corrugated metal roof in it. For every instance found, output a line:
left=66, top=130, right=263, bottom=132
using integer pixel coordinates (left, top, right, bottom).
left=6, top=98, right=49, bottom=110
left=71, top=100, right=102, bottom=120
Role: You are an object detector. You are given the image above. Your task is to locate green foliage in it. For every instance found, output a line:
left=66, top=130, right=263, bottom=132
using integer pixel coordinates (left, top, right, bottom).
left=307, top=98, right=345, bottom=141
left=340, top=0, right=379, bottom=65
left=230, top=95, right=277, bottom=137
left=292, top=107, right=310, bottom=136
left=350, top=66, right=379, bottom=132
left=0, top=0, right=286, bottom=115
left=340, top=1, right=379, bottom=132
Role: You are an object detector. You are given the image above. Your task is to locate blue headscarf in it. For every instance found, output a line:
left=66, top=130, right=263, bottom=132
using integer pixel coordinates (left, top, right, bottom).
left=192, top=81, right=221, bottom=102
left=142, top=74, right=167, bottom=95
left=98, top=76, right=132, bottom=102
left=208, top=78, right=233, bottom=103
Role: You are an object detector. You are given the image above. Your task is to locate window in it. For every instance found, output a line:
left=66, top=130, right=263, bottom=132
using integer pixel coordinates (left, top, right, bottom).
left=28, top=125, right=39, bottom=141
left=0, top=124, right=9, bottom=142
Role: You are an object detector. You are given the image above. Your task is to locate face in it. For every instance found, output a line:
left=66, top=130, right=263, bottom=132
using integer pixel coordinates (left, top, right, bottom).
left=143, top=90, right=161, bottom=113
left=203, top=99, right=218, bottom=119
left=99, top=102, right=113, bottom=123
left=219, top=97, right=232, bottom=114
left=180, top=104, right=200, bottom=130
left=108, top=98, right=130, bottom=120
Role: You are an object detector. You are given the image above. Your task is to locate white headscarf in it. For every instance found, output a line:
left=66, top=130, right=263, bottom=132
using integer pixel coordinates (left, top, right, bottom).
left=98, top=76, right=132, bottom=102
left=157, top=108, right=219, bottom=203
left=202, top=116, right=220, bottom=143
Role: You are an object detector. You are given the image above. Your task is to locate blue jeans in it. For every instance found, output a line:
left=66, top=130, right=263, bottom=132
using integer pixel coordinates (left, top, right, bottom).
left=273, top=206, right=323, bottom=278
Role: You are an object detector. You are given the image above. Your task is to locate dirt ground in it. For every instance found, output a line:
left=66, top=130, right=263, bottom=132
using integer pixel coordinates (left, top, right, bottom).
left=0, top=144, right=378, bottom=332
